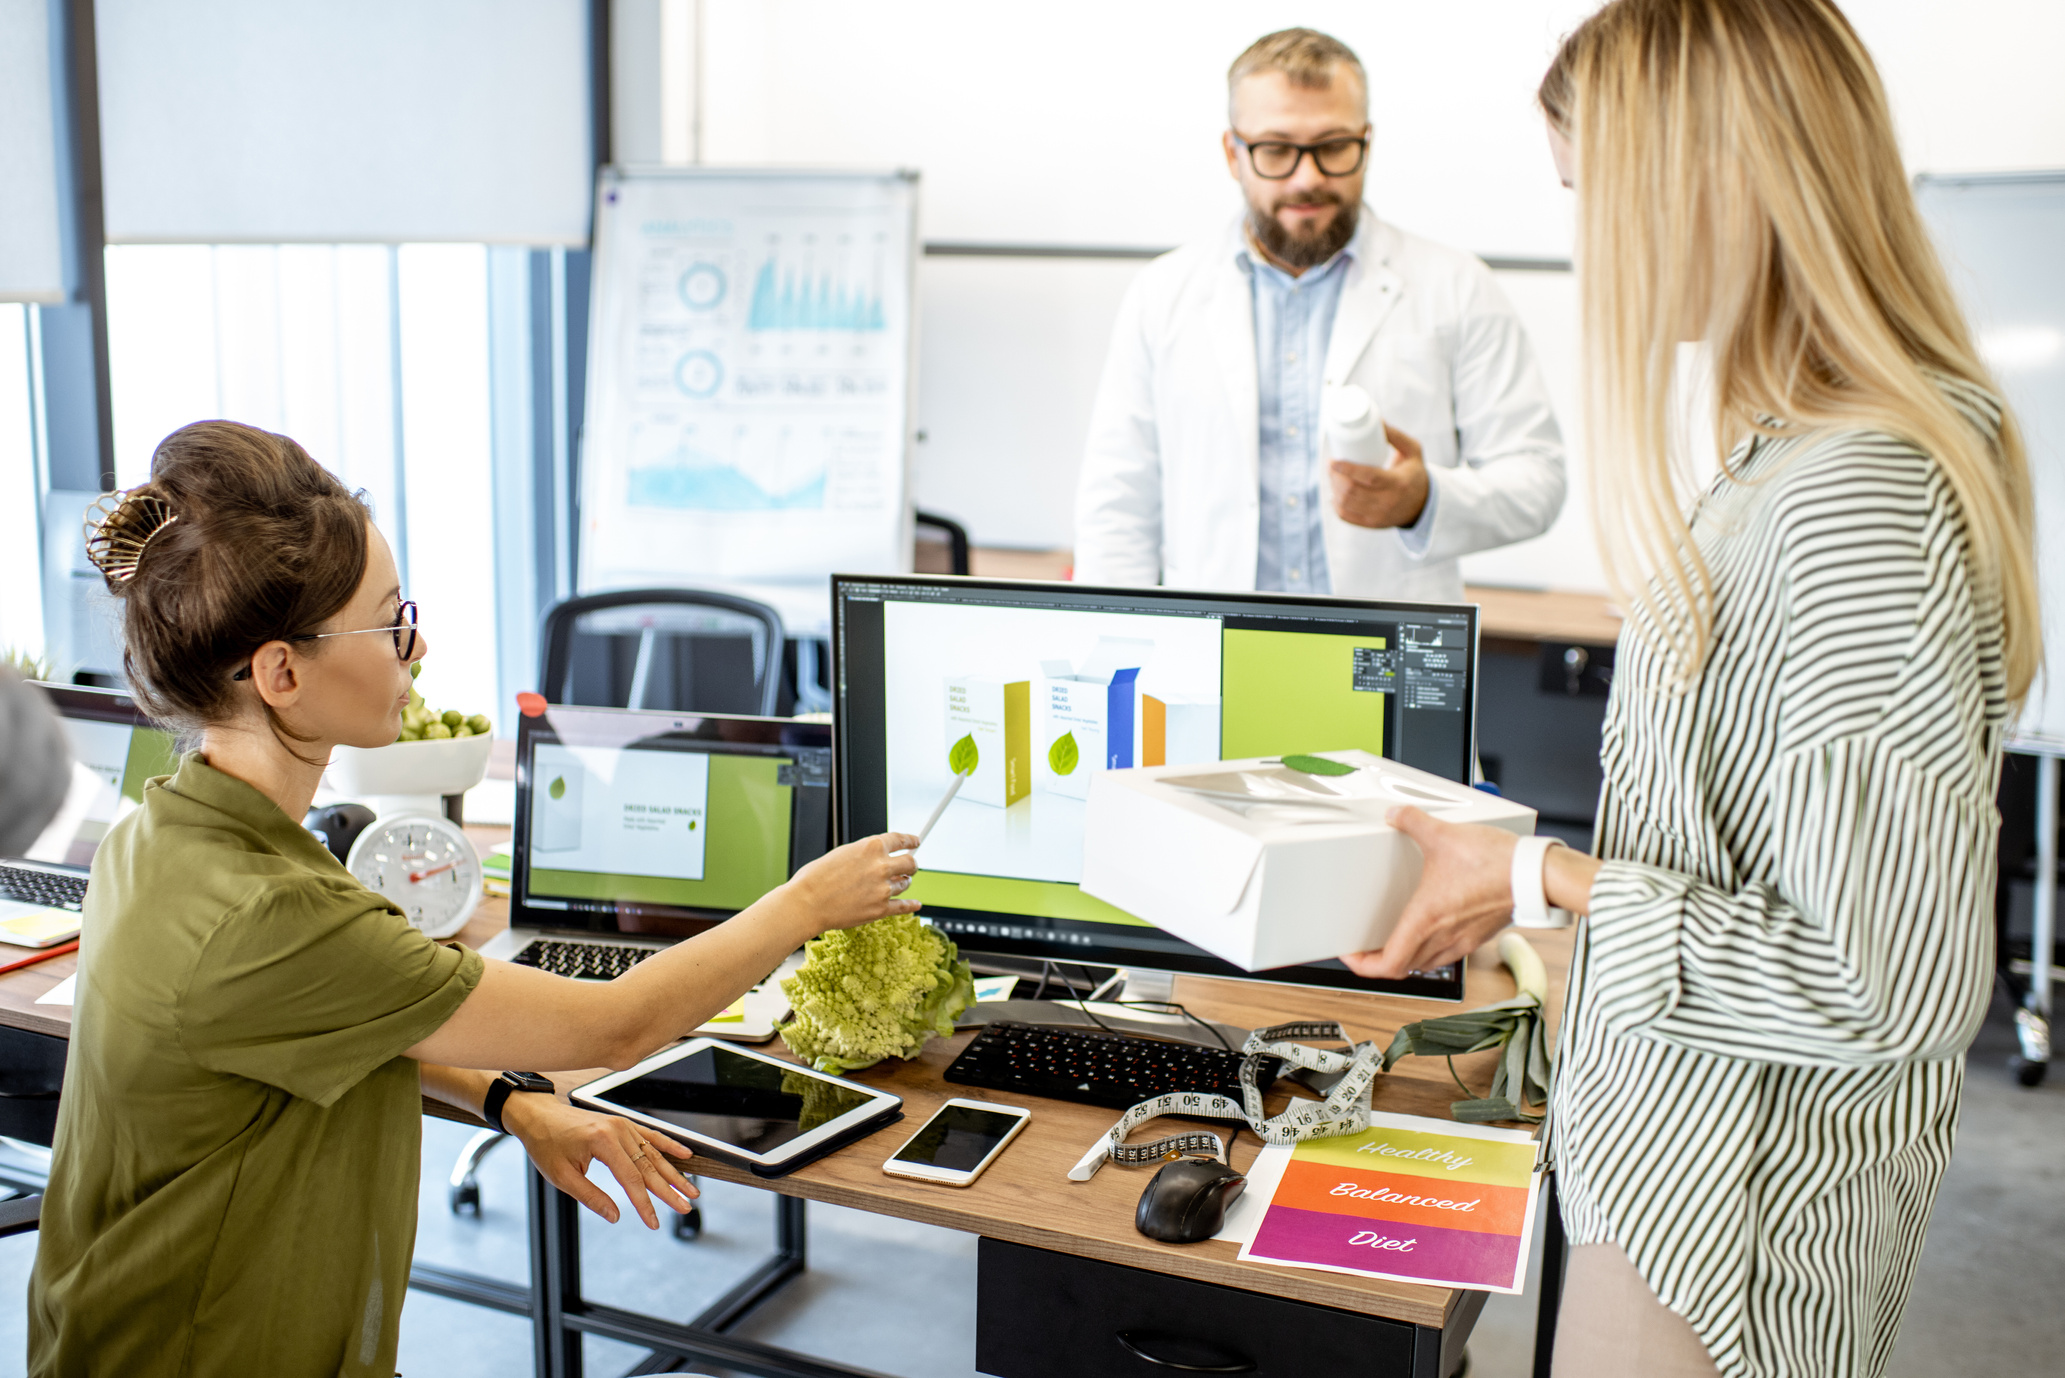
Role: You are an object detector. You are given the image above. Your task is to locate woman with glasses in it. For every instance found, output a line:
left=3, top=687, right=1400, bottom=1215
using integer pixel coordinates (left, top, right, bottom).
left=28, top=421, right=923, bottom=1376
left=1074, top=25, right=1566, bottom=606
left=1349, top=2, right=2034, bottom=1374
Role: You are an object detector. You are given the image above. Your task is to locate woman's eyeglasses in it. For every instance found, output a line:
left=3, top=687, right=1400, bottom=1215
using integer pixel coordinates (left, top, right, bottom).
left=231, top=601, right=419, bottom=681
left=1231, top=132, right=1370, bottom=180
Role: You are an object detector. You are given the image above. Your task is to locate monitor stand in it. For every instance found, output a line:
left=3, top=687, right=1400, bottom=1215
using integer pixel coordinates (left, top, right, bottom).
left=1116, top=967, right=1175, bottom=1004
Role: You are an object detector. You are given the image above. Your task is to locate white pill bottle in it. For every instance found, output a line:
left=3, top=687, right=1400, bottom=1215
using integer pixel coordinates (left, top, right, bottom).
left=1323, top=383, right=1389, bottom=466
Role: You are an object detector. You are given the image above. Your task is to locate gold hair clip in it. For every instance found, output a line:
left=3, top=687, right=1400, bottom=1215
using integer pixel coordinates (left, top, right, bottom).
left=83, top=489, right=180, bottom=584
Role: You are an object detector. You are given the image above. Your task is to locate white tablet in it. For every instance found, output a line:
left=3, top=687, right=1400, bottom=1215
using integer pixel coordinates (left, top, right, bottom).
left=572, top=1038, right=903, bottom=1172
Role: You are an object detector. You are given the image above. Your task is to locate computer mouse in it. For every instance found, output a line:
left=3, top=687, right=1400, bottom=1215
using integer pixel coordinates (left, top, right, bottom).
left=1135, top=1157, right=1247, bottom=1244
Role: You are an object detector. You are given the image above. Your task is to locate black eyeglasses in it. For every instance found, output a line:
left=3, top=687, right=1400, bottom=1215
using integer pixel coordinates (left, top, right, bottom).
left=1231, top=132, right=1369, bottom=180
left=232, top=600, right=419, bottom=681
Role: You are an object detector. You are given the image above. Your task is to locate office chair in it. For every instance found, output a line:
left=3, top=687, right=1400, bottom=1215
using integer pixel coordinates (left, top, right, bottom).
left=450, top=588, right=785, bottom=1236
left=0, top=1194, right=39, bottom=1239
left=539, top=587, right=788, bottom=718
left=913, top=509, right=971, bottom=577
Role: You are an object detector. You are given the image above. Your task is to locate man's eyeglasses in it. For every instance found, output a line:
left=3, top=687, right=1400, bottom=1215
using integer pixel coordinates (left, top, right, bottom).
left=232, top=601, right=419, bottom=681
left=1232, top=132, right=1370, bottom=180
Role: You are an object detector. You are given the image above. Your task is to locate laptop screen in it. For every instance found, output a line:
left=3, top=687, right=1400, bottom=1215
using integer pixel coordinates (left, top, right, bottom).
left=513, top=705, right=833, bottom=938
left=21, top=684, right=180, bottom=869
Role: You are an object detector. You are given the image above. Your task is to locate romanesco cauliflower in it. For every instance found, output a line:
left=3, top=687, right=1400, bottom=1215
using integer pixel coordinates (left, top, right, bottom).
left=778, top=914, right=976, bottom=1073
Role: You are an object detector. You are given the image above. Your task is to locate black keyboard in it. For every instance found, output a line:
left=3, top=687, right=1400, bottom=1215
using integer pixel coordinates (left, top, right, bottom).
left=944, top=1020, right=1276, bottom=1110
left=511, top=939, right=660, bottom=980
left=0, top=864, right=87, bottom=912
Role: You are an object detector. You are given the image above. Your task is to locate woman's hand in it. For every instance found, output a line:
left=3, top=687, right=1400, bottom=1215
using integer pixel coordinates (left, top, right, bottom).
left=783, top=832, right=922, bottom=934
left=1341, top=806, right=1521, bottom=980
left=502, top=1092, right=698, bottom=1229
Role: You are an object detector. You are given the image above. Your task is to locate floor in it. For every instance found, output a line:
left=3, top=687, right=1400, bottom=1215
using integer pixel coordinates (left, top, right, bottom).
left=0, top=994, right=2054, bottom=1376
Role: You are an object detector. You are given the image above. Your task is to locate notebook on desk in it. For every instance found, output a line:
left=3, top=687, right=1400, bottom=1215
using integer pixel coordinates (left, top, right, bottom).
left=1, top=685, right=179, bottom=948
left=479, top=703, right=834, bottom=1042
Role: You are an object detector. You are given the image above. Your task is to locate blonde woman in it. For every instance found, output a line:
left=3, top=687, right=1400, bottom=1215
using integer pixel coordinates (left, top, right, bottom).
left=1344, top=2, right=2034, bottom=1375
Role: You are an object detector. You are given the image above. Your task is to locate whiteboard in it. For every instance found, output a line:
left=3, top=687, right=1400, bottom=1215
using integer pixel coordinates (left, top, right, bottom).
left=578, top=168, right=919, bottom=636
left=1916, top=173, right=2065, bottom=745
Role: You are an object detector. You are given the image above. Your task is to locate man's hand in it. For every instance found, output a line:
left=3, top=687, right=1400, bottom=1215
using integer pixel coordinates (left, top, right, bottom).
left=1339, top=806, right=1518, bottom=980
left=503, top=1091, right=699, bottom=1229
left=1330, top=423, right=1430, bottom=530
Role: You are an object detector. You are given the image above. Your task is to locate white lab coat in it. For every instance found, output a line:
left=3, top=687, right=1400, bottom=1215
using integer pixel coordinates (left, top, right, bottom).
left=1074, top=213, right=1566, bottom=602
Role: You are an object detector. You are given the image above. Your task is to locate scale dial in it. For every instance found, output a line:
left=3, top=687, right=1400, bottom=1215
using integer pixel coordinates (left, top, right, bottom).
left=345, top=813, right=483, bottom=940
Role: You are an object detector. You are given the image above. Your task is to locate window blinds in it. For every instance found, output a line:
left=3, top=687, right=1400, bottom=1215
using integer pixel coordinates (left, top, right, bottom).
left=96, top=0, right=593, bottom=245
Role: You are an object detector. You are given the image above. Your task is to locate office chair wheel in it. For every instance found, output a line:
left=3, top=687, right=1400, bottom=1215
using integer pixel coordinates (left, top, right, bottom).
left=447, top=1128, right=508, bottom=1216
left=672, top=1203, right=703, bottom=1241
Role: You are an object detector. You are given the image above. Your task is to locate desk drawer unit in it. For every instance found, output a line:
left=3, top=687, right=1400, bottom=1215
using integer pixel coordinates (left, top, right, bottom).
left=0, top=1024, right=66, bottom=1146
left=977, top=1238, right=1459, bottom=1378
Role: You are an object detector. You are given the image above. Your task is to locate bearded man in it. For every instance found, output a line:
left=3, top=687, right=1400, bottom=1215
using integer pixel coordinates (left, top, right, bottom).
left=1074, top=28, right=1566, bottom=601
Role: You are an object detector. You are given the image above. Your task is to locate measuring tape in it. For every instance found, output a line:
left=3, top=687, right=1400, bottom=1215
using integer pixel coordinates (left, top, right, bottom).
left=1066, top=1021, right=1385, bottom=1181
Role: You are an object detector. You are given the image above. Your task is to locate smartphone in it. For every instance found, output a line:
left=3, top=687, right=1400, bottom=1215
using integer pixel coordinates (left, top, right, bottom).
left=881, top=1098, right=1031, bottom=1186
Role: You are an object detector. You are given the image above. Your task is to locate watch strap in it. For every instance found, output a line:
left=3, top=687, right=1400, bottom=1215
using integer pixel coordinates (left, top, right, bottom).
left=483, top=1071, right=553, bottom=1134
left=1511, top=834, right=1572, bottom=929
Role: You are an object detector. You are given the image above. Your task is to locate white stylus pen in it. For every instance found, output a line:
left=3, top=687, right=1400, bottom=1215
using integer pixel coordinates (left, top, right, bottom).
left=916, top=770, right=970, bottom=844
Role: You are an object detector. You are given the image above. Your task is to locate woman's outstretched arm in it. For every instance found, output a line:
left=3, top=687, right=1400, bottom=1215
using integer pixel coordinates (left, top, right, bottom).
left=405, top=831, right=919, bottom=1073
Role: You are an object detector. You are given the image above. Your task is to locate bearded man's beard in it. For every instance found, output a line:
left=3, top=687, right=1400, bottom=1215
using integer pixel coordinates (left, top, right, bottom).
left=1247, top=189, right=1359, bottom=269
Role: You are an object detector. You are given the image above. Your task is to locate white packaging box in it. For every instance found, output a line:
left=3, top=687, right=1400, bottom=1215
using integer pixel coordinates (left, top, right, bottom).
left=1037, top=637, right=1151, bottom=801
left=943, top=674, right=1031, bottom=808
left=1079, top=750, right=1537, bottom=971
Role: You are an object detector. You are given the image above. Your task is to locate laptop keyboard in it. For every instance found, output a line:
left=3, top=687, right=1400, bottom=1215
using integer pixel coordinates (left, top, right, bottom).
left=0, top=865, right=87, bottom=912
left=510, top=939, right=659, bottom=980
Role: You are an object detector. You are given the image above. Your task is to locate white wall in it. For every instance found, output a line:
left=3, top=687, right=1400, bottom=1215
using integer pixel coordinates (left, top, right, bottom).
left=681, top=1, right=2065, bottom=593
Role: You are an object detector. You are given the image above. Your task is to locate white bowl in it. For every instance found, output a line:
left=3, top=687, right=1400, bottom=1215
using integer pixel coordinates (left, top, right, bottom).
left=327, top=735, right=494, bottom=800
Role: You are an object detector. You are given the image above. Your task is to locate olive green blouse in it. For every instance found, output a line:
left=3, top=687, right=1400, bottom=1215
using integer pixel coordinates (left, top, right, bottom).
left=29, top=754, right=484, bottom=1377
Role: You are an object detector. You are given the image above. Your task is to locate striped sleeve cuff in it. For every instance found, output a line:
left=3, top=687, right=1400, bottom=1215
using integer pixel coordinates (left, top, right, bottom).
left=1582, top=859, right=1697, bottom=1036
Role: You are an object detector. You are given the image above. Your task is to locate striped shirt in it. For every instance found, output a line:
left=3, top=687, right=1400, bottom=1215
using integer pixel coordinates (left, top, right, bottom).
left=1554, top=385, right=2008, bottom=1378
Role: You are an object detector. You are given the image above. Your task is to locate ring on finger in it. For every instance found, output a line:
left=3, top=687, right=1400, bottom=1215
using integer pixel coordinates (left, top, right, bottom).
left=889, top=874, right=911, bottom=896
left=630, top=1146, right=648, bottom=1164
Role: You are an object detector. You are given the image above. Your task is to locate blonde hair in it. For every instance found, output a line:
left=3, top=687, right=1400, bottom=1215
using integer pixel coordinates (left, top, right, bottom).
left=1540, top=0, right=2038, bottom=700
left=1228, top=28, right=1367, bottom=122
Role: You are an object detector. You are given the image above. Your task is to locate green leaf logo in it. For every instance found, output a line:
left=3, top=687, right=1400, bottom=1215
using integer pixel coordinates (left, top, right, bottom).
left=548, top=775, right=567, bottom=799
left=1048, top=731, right=1079, bottom=776
left=1282, top=754, right=1356, bottom=776
left=948, top=734, right=979, bottom=775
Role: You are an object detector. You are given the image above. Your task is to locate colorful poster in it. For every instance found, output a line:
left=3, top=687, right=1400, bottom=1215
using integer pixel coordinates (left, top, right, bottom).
left=1234, top=1113, right=1543, bottom=1293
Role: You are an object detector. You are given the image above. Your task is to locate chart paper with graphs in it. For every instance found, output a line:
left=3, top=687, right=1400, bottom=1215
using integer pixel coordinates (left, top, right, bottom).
left=581, top=169, right=918, bottom=632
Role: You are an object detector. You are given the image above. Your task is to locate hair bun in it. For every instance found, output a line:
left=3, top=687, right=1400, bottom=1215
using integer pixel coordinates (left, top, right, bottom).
left=84, top=488, right=181, bottom=586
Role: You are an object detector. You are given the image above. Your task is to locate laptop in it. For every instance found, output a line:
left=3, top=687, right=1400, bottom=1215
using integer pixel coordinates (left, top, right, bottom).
left=481, top=703, right=835, bottom=1041
left=2, top=684, right=181, bottom=948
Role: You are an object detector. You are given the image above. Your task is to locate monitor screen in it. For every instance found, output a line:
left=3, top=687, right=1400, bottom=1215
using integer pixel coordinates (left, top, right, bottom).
left=21, top=684, right=180, bottom=869
left=833, top=576, right=1476, bottom=1001
left=513, top=706, right=832, bottom=937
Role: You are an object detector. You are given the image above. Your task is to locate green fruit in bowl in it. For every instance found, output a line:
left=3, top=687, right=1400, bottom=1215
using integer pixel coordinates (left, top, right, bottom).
left=424, top=721, right=453, bottom=740
left=466, top=713, right=492, bottom=736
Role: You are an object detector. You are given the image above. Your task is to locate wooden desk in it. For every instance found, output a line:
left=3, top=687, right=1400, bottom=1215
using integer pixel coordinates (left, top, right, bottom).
left=0, top=894, right=1570, bottom=1378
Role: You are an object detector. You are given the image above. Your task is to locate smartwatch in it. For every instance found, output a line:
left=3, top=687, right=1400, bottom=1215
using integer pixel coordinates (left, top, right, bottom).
left=483, top=1070, right=555, bottom=1134
left=1510, top=835, right=1574, bottom=930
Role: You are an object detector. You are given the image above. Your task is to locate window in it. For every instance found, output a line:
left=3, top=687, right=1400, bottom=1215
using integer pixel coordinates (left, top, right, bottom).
left=103, top=244, right=501, bottom=723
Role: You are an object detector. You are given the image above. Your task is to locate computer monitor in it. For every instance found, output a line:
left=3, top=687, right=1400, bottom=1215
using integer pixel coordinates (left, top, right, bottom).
left=19, top=683, right=181, bottom=869
left=510, top=706, right=833, bottom=939
left=832, top=576, right=1477, bottom=1001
